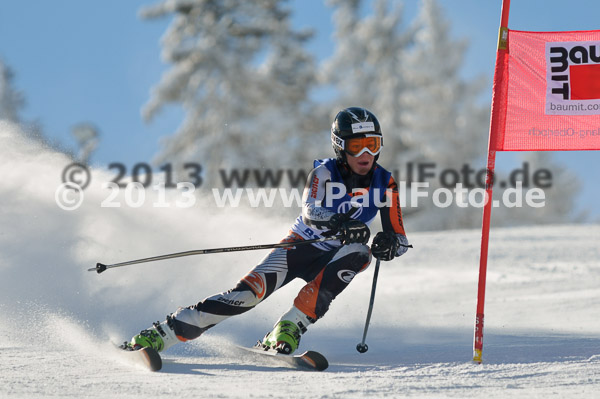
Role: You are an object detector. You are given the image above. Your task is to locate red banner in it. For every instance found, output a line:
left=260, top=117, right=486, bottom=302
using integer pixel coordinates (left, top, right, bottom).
left=490, top=30, right=600, bottom=151
left=475, top=0, right=600, bottom=366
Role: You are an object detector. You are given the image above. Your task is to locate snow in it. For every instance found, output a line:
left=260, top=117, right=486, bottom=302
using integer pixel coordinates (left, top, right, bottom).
left=1, top=120, right=599, bottom=397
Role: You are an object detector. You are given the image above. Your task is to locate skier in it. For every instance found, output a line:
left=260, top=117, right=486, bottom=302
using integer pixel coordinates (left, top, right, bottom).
left=124, top=107, right=409, bottom=355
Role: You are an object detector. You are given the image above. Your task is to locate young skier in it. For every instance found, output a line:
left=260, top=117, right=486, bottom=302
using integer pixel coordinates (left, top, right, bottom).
left=124, top=107, right=409, bottom=355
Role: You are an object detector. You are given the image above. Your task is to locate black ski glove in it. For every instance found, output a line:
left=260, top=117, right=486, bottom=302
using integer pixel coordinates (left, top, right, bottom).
left=328, top=213, right=370, bottom=245
left=371, top=231, right=401, bottom=261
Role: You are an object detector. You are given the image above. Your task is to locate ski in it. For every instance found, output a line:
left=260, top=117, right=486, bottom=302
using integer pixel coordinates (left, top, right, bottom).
left=115, top=344, right=162, bottom=372
left=240, top=346, right=329, bottom=371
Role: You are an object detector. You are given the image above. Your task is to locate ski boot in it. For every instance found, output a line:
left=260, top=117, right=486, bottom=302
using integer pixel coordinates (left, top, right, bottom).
left=259, top=306, right=314, bottom=355
left=122, top=319, right=179, bottom=353
left=260, top=320, right=301, bottom=355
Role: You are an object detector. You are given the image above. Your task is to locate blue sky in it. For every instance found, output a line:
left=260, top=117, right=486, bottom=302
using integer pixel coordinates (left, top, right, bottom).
left=1, top=0, right=598, bottom=220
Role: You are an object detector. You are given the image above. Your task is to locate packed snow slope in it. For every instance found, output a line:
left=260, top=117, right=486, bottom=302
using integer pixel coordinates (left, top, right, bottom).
left=1, top=121, right=599, bottom=398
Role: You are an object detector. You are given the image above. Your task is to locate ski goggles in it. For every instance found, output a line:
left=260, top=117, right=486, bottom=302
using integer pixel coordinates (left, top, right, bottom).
left=344, top=135, right=383, bottom=157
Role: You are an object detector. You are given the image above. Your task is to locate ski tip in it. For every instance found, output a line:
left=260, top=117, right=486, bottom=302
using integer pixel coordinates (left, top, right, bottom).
left=301, top=351, right=329, bottom=371
left=117, top=344, right=163, bottom=372
left=140, top=347, right=162, bottom=372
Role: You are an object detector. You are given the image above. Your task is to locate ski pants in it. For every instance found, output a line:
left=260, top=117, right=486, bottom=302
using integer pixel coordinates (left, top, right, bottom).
left=168, top=233, right=372, bottom=341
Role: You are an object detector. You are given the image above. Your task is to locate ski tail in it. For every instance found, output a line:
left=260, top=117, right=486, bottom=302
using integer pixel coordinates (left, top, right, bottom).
left=116, top=344, right=163, bottom=372
left=240, top=346, right=328, bottom=371
left=298, top=350, right=328, bottom=371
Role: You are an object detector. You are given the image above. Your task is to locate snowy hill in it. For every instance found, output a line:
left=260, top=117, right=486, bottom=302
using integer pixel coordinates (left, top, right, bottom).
left=1, top=121, right=599, bottom=398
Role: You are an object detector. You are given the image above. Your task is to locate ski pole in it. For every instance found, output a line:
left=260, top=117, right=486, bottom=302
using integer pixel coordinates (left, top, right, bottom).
left=88, top=235, right=342, bottom=274
left=356, top=258, right=381, bottom=353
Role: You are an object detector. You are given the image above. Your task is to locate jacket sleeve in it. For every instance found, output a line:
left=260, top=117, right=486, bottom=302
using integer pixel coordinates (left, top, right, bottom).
left=301, top=165, right=336, bottom=229
left=380, top=175, right=407, bottom=236
left=380, top=175, right=409, bottom=257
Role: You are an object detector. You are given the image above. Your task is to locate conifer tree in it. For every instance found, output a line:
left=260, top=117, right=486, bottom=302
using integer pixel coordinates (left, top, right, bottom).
left=140, top=0, right=318, bottom=187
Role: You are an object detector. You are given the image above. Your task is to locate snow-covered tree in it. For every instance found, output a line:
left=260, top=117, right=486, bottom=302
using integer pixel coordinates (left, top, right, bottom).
left=0, top=59, right=25, bottom=123
left=491, top=152, right=585, bottom=227
left=71, top=123, right=100, bottom=164
left=397, top=0, right=490, bottom=229
left=0, top=58, right=53, bottom=149
left=401, top=0, right=489, bottom=167
left=321, top=0, right=412, bottom=161
left=322, top=0, right=489, bottom=230
left=140, top=0, right=320, bottom=187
